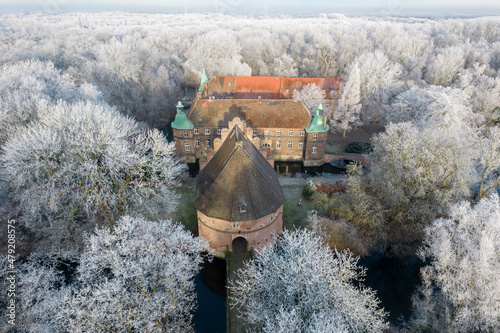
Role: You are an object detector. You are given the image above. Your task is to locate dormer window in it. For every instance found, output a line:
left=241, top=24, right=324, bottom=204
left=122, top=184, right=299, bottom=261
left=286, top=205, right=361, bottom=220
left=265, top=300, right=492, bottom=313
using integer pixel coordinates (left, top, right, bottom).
left=239, top=201, right=247, bottom=213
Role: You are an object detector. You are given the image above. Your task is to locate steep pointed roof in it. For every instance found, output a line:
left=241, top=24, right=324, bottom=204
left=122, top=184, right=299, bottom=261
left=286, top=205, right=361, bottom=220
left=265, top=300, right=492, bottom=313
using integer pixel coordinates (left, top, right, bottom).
left=305, top=104, right=329, bottom=133
left=198, top=68, right=209, bottom=91
left=195, top=125, right=285, bottom=222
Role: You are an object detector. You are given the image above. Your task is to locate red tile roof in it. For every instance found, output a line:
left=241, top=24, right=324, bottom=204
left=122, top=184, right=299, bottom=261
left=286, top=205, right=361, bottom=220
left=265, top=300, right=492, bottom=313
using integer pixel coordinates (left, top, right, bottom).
left=234, top=76, right=282, bottom=99
left=188, top=98, right=311, bottom=129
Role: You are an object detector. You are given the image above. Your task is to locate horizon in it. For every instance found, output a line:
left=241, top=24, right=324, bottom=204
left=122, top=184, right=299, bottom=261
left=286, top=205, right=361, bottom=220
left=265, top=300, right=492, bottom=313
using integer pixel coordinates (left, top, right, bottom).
left=0, top=0, right=499, bottom=17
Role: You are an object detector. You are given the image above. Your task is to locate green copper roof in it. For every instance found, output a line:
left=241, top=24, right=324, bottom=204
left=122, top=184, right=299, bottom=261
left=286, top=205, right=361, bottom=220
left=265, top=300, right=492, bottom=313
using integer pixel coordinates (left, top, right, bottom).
left=305, top=104, right=329, bottom=133
left=171, top=103, right=194, bottom=130
left=198, top=68, right=209, bottom=91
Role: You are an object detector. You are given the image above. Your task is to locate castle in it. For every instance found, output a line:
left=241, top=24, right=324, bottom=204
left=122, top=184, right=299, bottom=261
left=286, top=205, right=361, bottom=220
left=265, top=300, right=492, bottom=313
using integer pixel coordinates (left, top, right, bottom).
left=172, top=71, right=336, bottom=168
left=172, top=72, right=341, bottom=257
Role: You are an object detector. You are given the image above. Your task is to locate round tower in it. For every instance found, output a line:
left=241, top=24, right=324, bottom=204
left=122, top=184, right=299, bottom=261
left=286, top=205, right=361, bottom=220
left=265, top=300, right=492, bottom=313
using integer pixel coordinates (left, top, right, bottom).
left=194, top=125, right=285, bottom=258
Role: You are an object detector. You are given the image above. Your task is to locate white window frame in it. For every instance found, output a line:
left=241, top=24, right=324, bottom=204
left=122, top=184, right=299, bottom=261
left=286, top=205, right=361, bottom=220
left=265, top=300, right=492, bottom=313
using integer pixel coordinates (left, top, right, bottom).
left=184, top=143, right=190, bottom=151
left=276, top=141, right=281, bottom=149
left=264, top=129, right=269, bottom=136
left=205, top=128, right=210, bottom=135
left=253, top=129, right=257, bottom=137
left=217, top=128, right=221, bottom=135
left=277, top=129, right=282, bottom=137
left=288, top=130, right=294, bottom=136
left=313, top=134, right=318, bottom=141
left=288, top=141, right=293, bottom=150
left=195, top=139, right=200, bottom=147
left=300, top=130, right=305, bottom=136
left=206, top=139, right=210, bottom=148
left=312, top=146, right=317, bottom=154
left=194, top=127, right=199, bottom=134
left=183, top=131, right=188, bottom=138
left=299, top=142, right=303, bottom=149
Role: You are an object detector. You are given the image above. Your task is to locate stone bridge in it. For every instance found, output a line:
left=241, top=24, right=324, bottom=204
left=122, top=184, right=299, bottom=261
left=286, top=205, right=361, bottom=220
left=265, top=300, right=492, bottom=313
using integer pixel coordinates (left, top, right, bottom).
left=324, top=153, right=369, bottom=166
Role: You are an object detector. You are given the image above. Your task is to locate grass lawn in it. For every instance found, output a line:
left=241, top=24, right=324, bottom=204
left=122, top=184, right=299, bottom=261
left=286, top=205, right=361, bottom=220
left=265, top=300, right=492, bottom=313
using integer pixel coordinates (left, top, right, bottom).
left=173, top=175, right=347, bottom=233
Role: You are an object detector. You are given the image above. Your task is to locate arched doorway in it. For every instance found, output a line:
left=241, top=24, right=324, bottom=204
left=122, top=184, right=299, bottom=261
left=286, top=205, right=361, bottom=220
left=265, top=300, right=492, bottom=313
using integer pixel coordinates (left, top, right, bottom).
left=232, top=237, right=248, bottom=253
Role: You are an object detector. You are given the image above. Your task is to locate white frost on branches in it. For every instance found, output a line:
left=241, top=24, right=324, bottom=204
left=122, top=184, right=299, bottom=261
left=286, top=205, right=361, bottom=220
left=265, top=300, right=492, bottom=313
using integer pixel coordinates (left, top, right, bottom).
left=15, top=216, right=208, bottom=333
left=292, top=83, right=326, bottom=116
left=1, top=101, right=185, bottom=227
left=331, top=64, right=362, bottom=136
left=230, top=229, right=387, bottom=332
left=409, top=194, right=500, bottom=332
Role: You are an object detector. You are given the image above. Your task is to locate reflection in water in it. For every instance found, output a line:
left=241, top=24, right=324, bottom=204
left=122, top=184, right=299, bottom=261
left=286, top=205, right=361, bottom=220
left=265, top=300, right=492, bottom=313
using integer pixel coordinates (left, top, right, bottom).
left=193, top=257, right=226, bottom=333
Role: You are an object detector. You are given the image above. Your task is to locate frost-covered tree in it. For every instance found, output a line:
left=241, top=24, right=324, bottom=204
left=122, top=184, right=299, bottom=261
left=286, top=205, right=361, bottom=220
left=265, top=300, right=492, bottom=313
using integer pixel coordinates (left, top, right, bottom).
left=331, top=64, right=362, bottom=136
left=183, top=31, right=251, bottom=85
left=348, top=119, right=478, bottom=254
left=424, top=46, right=465, bottom=86
left=350, top=51, right=402, bottom=109
left=408, top=195, right=500, bottom=333
left=230, top=229, right=387, bottom=332
left=0, top=60, right=101, bottom=144
left=477, top=126, right=500, bottom=199
left=1, top=101, right=186, bottom=228
left=269, top=54, right=298, bottom=77
left=292, top=83, right=326, bottom=115
left=14, top=216, right=208, bottom=333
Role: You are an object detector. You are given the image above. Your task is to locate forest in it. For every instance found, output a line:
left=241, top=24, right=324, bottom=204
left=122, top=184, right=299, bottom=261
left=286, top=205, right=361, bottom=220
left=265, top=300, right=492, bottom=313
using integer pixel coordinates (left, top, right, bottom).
left=0, top=11, right=499, bottom=332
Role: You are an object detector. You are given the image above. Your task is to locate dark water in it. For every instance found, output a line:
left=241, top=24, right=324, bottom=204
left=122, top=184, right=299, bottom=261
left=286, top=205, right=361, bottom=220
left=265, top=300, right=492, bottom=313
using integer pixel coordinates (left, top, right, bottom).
left=359, top=253, right=423, bottom=325
left=192, top=253, right=423, bottom=330
left=193, top=258, right=227, bottom=333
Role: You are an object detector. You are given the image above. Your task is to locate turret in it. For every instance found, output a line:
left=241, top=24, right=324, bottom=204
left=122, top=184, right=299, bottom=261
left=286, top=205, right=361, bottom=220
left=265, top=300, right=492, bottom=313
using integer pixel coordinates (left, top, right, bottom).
left=198, top=68, right=209, bottom=92
left=303, top=104, right=329, bottom=167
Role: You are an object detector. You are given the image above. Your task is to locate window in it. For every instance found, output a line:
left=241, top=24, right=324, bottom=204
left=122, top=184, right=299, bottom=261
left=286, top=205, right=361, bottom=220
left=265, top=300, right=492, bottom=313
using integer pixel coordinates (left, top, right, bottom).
left=206, top=140, right=210, bottom=148
left=184, top=143, right=190, bottom=151
left=288, top=141, right=293, bottom=149
left=288, top=130, right=293, bottom=136
left=276, top=141, right=281, bottom=149
left=194, top=127, right=199, bottom=134
left=322, top=89, right=326, bottom=94
left=217, top=128, right=221, bottom=135
left=312, top=146, right=317, bottom=154
left=205, top=128, right=210, bottom=135
left=253, top=129, right=257, bottom=137
left=183, top=131, right=188, bottom=138
left=228, top=83, right=231, bottom=86
left=313, top=134, right=318, bottom=141
left=264, top=129, right=269, bottom=136
left=261, top=143, right=271, bottom=148
left=285, top=88, right=289, bottom=93
left=195, top=139, right=200, bottom=147
left=240, top=201, right=247, bottom=213
left=232, top=221, right=240, bottom=229
left=337, top=87, right=341, bottom=94
left=299, top=142, right=304, bottom=149
left=330, top=89, right=334, bottom=95
left=300, top=130, right=304, bottom=136
left=277, top=129, right=282, bottom=136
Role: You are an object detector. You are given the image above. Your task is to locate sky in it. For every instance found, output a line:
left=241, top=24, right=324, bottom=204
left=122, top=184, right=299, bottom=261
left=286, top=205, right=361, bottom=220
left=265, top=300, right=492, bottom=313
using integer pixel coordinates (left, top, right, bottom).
left=1, top=0, right=499, bottom=16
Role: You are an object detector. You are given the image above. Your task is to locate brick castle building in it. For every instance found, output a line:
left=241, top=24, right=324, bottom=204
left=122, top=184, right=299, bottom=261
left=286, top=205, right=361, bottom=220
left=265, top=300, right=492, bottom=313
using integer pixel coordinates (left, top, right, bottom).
left=172, top=72, right=332, bottom=168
